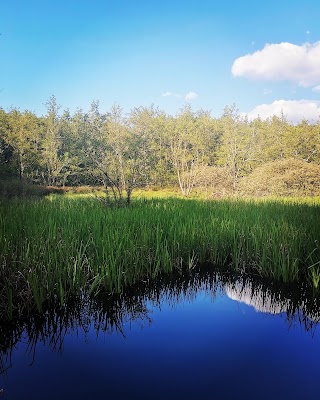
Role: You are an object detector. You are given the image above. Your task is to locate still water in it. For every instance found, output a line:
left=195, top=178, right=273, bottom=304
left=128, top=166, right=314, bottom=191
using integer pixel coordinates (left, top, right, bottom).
left=1, top=270, right=320, bottom=399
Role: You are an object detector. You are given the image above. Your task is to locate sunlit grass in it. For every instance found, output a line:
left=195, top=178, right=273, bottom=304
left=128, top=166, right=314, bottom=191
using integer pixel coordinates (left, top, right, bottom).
left=46, top=186, right=320, bottom=205
left=0, top=196, right=319, bottom=318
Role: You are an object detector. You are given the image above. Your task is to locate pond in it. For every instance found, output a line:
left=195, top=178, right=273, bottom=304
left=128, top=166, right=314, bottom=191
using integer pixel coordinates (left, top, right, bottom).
left=1, top=269, right=320, bottom=399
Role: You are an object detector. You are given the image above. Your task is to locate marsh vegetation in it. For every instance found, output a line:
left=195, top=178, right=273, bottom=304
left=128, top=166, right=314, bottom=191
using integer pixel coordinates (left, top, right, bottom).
left=1, top=99, right=319, bottom=323
left=0, top=196, right=319, bottom=321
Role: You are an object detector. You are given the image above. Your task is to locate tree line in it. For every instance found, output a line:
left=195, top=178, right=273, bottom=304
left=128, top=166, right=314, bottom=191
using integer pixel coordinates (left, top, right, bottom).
left=1, top=96, right=320, bottom=199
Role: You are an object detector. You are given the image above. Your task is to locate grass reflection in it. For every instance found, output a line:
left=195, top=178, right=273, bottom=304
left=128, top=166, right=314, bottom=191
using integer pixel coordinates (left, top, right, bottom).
left=1, top=268, right=320, bottom=377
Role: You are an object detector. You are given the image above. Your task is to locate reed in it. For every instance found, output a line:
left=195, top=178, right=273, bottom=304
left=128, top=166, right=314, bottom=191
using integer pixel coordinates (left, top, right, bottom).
left=0, top=196, right=319, bottom=318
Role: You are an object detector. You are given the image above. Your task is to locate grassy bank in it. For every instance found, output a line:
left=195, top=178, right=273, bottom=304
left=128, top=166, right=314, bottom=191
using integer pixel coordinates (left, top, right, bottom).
left=0, top=196, right=319, bottom=319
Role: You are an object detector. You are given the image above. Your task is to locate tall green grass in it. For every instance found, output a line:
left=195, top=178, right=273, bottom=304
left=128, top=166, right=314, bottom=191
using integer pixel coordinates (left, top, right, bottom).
left=0, top=196, right=319, bottom=318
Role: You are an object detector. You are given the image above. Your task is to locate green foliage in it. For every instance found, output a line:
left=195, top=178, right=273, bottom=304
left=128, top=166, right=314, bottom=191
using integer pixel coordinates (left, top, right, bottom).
left=0, top=98, right=319, bottom=198
left=239, top=158, right=320, bottom=197
left=217, top=105, right=255, bottom=187
left=1, top=108, right=43, bottom=181
left=165, top=105, right=218, bottom=196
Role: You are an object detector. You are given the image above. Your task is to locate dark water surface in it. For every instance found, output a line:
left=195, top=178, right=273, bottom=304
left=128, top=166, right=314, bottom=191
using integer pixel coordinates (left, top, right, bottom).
left=1, top=271, right=320, bottom=399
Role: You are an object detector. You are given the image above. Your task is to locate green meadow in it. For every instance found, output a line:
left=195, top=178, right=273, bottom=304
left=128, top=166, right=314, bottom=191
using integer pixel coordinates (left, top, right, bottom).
left=0, top=195, right=319, bottom=319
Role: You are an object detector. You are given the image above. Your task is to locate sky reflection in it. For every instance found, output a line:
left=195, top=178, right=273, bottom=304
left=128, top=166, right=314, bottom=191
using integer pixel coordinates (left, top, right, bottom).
left=1, top=270, right=320, bottom=399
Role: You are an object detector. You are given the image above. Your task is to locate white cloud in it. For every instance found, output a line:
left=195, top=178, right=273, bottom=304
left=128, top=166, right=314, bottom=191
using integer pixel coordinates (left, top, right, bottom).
left=263, top=88, right=272, bottom=95
left=244, top=99, right=320, bottom=124
left=185, top=91, right=198, bottom=101
left=162, top=91, right=199, bottom=101
left=162, top=91, right=182, bottom=98
left=232, top=41, right=320, bottom=87
left=312, top=85, right=320, bottom=92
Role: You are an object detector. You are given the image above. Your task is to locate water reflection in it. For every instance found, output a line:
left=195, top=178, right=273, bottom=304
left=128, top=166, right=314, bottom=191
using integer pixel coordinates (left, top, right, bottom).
left=223, top=275, right=320, bottom=331
left=1, top=269, right=320, bottom=379
left=225, top=280, right=291, bottom=314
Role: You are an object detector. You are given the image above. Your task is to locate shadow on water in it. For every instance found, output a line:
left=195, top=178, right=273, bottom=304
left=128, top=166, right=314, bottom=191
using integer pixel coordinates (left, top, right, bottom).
left=1, top=267, right=320, bottom=379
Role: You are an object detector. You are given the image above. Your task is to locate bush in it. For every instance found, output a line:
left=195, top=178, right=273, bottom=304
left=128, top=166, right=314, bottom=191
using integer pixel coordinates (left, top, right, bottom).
left=0, top=179, right=62, bottom=198
left=239, top=159, right=320, bottom=197
left=193, top=166, right=234, bottom=198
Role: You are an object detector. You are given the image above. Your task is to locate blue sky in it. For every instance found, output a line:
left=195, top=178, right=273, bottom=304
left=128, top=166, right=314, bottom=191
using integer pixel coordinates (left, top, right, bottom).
left=1, top=0, right=320, bottom=121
